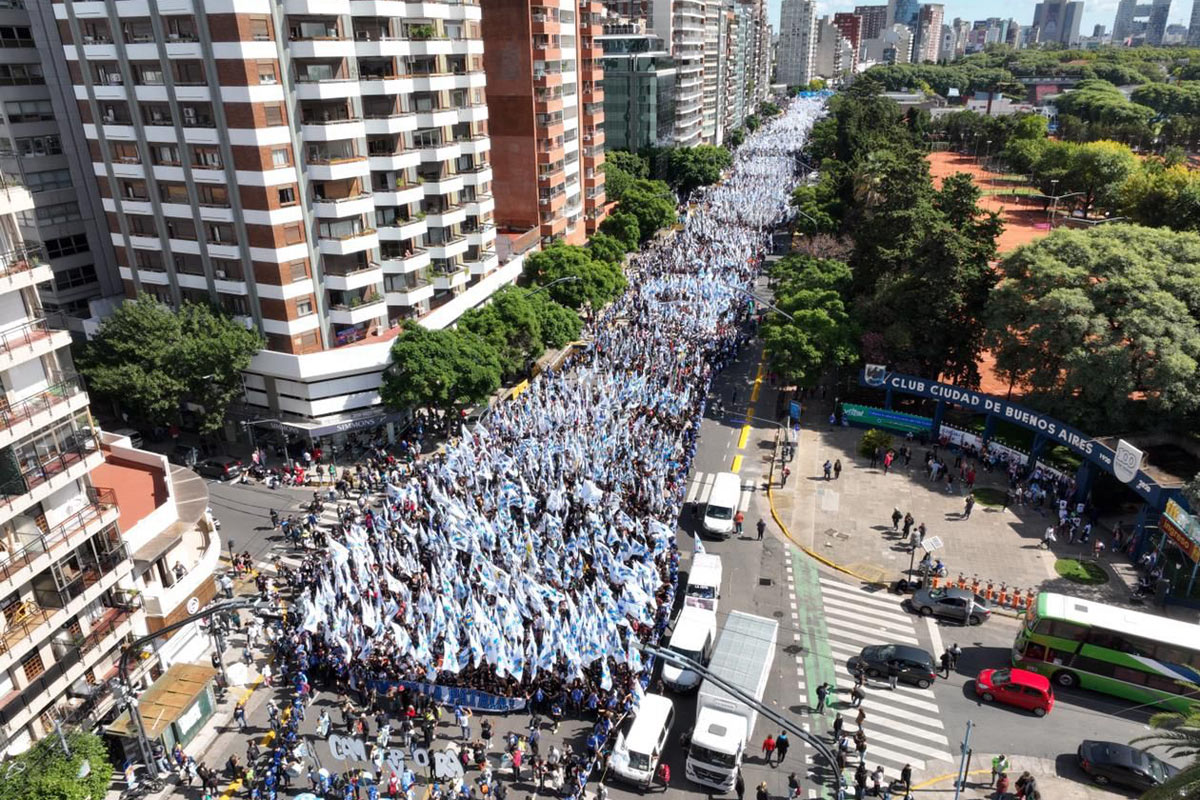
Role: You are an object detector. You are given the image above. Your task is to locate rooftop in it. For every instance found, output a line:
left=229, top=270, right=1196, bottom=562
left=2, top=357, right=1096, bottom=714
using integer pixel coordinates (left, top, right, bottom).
left=91, top=448, right=168, bottom=533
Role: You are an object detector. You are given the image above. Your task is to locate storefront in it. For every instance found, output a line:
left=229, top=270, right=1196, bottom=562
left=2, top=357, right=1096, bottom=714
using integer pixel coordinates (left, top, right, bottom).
left=106, top=663, right=218, bottom=758
left=1150, top=499, right=1200, bottom=601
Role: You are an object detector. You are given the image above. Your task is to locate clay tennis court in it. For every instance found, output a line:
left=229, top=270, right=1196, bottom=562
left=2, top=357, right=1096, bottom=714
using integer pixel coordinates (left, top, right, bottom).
left=926, top=151, right=1053, bottom=394
left=927, top=150, right=1051, bottom=254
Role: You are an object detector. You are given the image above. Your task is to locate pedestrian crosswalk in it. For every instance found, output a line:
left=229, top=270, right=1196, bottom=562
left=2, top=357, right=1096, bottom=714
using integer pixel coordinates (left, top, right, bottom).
left=685, top=470, right=755, bottom=513
left=817, top=577, right=955, bottom=777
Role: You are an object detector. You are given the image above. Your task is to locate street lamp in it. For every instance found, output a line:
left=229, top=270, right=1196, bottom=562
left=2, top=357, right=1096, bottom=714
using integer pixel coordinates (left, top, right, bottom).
left=523, top=275, right=581, bottom=299
left=793, top=208, right=820, bottom=233
left=1046, top=190, right=1085, bottom=228
left=719, top=282, right=796, bottom=322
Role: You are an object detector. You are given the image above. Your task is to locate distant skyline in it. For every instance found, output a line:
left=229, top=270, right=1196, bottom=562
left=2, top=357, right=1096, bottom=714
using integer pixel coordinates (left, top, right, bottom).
left=767, top=0, right=1197, bottom=46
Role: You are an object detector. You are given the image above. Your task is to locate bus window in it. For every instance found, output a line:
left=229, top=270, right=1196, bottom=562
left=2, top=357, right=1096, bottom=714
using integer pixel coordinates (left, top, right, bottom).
left=1024, top=642, right=1047, bottom=660
left=1046, top=620, right=1087, bottom=640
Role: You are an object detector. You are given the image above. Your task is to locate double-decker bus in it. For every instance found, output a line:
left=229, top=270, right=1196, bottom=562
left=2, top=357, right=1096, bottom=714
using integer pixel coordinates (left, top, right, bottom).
left=1014, top=592, right=1200, bottom=712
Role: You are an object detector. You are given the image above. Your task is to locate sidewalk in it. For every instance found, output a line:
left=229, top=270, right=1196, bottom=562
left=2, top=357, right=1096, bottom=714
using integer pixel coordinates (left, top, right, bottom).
left=768, top=417, right=1153, bottom=613
left=911, top=752, right=1115, bottom=800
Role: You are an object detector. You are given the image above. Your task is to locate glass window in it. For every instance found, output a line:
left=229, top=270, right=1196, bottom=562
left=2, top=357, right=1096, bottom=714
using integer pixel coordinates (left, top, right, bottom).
left=250, top=18, right=272, bottom=40
left=296, top=298, right=313, bottom=316
left=44, top=234, right=89, bottom=259
left=257, top=62, right=277, bottom=85
left=15, top=135, right=61, bottom=156
left=271, top=148, right=290, bottom=167
left=4, top=99, right=51, bottom=121
left=289, top=261, right=308, bottom=282
left=264, top=105, right=284, bottom=126
left=25, top=169, right=72, bottom=193
left=278, top=186, right=296, bottom=205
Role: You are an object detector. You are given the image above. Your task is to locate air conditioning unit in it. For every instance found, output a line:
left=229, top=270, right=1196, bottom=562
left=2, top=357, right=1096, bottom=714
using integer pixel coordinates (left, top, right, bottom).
left=215, top=270, right=226, bottom=279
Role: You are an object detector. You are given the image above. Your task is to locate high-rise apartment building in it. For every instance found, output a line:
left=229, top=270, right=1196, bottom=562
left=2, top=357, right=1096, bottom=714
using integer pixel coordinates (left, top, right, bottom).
left=52, top=0, right=522, bottom=430
left=700, top=0, right=730, bottom=144
left=598, top=32, right=676, bottom=150
left=482, top=0, right=608, bottom=245
left=832, top=13, right=863, bottom=62
left=777, top=0, right=817, bottom=87
left=658, top=0, right=705, bottom=145
left=1112, top=0, right=1169, bottom=42
left=1032, top=0, right=1082, bottom=45
left=914, top=3, right=944, bottom=62
left=812, top=16, right=854, bottom=79
left=853, top=5, right=889, bottom=40
left=0, top=174, right=140, bottom=755
left=1189, top=2, right=1200, bottom=44
left=5, top=5, right=121, bottom=333
left=888, top=0, right=920, bottom=27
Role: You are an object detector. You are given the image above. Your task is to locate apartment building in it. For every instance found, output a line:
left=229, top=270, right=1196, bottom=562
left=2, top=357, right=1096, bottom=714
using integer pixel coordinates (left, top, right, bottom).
left=0, top=174, right=140, bottom=756
left=832, top=13, right=863, bottom=66
left=52, top=0, right=517, bottom=431
left=853, top=4, right=888, bottom=40
left=700, top=0, right=728, bottom=145
left=598, top=32, right=676, bottom=151
left=648, top=0, right=703, bottom=145
left=4, top=3, right=121, bottom=332
left=482, top=0, right=607, bottom=245
left=914, top=3, right=944, bottom=62
left=777, top=0, right=817, bottom=87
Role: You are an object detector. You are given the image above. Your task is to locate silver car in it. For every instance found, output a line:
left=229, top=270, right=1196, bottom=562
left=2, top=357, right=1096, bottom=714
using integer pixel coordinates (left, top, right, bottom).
left=910, top=586, right=991, bottom=625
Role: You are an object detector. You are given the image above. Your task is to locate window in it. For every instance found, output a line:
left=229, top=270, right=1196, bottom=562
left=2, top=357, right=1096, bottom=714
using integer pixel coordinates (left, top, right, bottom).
left=111, top=141, right=140, bottom=163
left=160, top=183, right=189, bottom=203
left=53, top=264, right=96, bottom=291
left=152, top=144, right=180, bottom=165
left=25, top=169, right=71, bottom=193
left=266, top=333, right=291, bottom=352
left=257, top=61, right=277, bottom=85
left=212, top=258, right=244, bottom=280
left=289, top=261, right=308, bottom=282
left=43, top=234, right=88, bottom=259
left=219, top=293, right=249, bottom=315
left=164, top=16, right=197, bottom=41
left=15, top=134, right=60, bottom=156
left=128, top=215, right=157, bottom=236
left=296, top=298, right=314, bottom=316
left=250, top=18, right=272, bottom=41
left=4, top=99, right=51, bottom=122
left=297, top=330, right=320, bottom=349
left=271, top=148, right=290, bottom=167
left=278, top=186, right=296, bottom=205
left=135, top=64, right=164, bottom=85
left=197, top=184, right=229, bottom=206
left=166, top=218, right=197, bottom=240
left=21, top=651, right=43, bottom=681
left=191, top=145, right=221, bottom=168
left=283, top=223, right=304, bottom=244
left=173, top=61, right=205, bottom=85
left=264, top=105, right=284, bottom=126
left=17, top=201, right=80, bottom=225
left=0, top=63, right=41, bottom=84
left=206, top=222, right=235, bottom=243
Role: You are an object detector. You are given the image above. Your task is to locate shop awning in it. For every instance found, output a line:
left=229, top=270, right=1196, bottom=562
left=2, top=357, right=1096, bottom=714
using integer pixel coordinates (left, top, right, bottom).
left=106, top=663, right=217, bottom=740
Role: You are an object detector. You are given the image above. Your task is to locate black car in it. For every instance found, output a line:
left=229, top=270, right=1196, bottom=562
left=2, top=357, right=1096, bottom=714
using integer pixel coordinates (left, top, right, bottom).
left=195, top=456, right=242, bottom=481
left=1078, top=740, right=1178, bottom=791
left=853, top=644, right=938, bottom=689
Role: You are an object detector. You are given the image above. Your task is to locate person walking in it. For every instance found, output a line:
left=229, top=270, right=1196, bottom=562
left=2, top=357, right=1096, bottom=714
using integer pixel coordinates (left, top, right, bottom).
left=782, top=465, right=791, bottom=486
left=775, top=731, right=790, bottom=763
left=815, top=681, right=833, bottom=713
left=734, top=510, right=745, bottom=536
left=891, top=508, right=902, bottom=530
left=871, top=766, right=884, bottom=797
left=855, top=707, right=866, bottom=730
left=991, top=755, right=1010, bottom=786
left=854, top=730, right=867, bottom=763
left=850, top=684, right=865, bottom=708
left=887, top=662, right=899, bottom=690
left=757, top=518, right=766, bottom=541
left=854, top=764, right=868, bottom=800
left=234, top=700, right=247, bottom=729
left=940, top=649, right=951, bottom=678
left=736, top=771, right=746, bottom=800
left=761, top=734, right=777, bottom=765
left=870, top=447, right=880, bottom=469
left=833, top=459, right=842, bottom=479
left=756, top=782, right=770, bottom=800
left=963, top=493, right=975, bottom=519
left=823, top=460, right=833, bottom=480
left=656, top=762, right=670, bottom=791
left=949, top=643, right=962, bottom=670
left=883, top=451, right=894, bottom=475
left=900, top=765, right=913, bottom=799
left=832, top=713, right=844, bottom=741
left=995, top=772, right=1010, bottom=800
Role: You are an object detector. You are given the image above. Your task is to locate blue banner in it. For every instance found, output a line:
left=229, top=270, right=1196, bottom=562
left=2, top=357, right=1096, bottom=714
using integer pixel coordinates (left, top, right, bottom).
left=366, top=679, right=528, bottom=713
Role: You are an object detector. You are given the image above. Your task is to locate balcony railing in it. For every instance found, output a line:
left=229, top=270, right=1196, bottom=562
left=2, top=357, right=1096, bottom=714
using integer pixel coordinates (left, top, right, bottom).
left=33, top=543, right=130, bottom=611
left=0, top=433, right=102, bottom=503
left=0, top=486, right=115, bottom=583
left=0, top=374, right=86, bottom=435
left=331, top=291, right=384, bottom=311
left=0, top=313, right=66, bottom=359
left=324, top=260, right=380, bottom=277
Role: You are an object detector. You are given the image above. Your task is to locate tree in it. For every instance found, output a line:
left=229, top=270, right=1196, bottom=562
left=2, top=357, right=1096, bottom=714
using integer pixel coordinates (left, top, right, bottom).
left=0, top=730, right=112, bottom=800
left=527, top=291, right=583, bottom=349
left=458, top=285, right=545, bottom=380
left=761, top=256, right=857, bottom=387
left=760, top=101, right=781, bottom=117
left=618, top=179, right=676, bottom=242
left=599, top=211, right=640, bottom=251
left=726, top=128, right=745, bottom=148
left=601, top=161, right=635, bottom=203
left=79, top=294, right=263, bottom=433
left=807, top=78, right=827, bottom=91
left=1131, top=705, right=1200, bottom=800
left=522, top=242, right=626, bottom=309
left=986, top=225, right=1200, bottom=431
left=1062, top=140, right=1139, bottom=218
left=1183, top=473, right=1200, bottom=512
left=1120, top=162, right=1200, bottom=232
left=745, top=114, right=761, bottom=132
left=381, top=324, right=501, bottom=413
left=586, top=232, right=626, bottom=266
left=605, top=150, right=649, bottom=178
left=667, top=145, right=733, bottom=195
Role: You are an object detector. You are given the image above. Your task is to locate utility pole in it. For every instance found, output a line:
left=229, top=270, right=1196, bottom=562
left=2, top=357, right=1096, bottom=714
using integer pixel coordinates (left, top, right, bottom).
left=953, top=719, right=974, bottom=800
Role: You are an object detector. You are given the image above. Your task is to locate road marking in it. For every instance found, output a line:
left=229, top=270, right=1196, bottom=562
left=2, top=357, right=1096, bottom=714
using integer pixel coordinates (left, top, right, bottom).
left=731, top=455, right=743, bottom=472
left=737, top=423, right=752, bottom=449
left=858, top=742, right=928, bottom=771
left=926, top=616, right=944, bottom=662
left=859, top=688, right=941, bottom=714
left=819, top=579, right=907, bottom=612
left=851, top=713, right=950, bottom=745
left=750, top=359, right=764, bottom=403
left=820, top=595, right=914, bottom=628
left=823, top=609, right=920, bottom=641
left=859, top=728, right=954, bottom=761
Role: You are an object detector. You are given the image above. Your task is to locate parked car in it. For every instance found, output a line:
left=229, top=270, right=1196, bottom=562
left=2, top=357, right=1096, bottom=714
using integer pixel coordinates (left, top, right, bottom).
left=195, top=456, right=242, bottom=481
left=1077, top=740, right=1178, bottom=791
left=853, top=644, right=938, bottom=689
left=910, top=586, right=992, bottom=625
left=974, top=668, right=1054, bottom=717
left=170, top=445, right=200, bottom=467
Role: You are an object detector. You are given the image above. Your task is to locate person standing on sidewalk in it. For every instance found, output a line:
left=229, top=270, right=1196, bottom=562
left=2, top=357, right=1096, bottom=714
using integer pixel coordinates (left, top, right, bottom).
left=992, top=755, right=1010, bottom=786
left=735, top=510, right=745, bottom=536
left=834, top=459, right=842, bottom=479
left=963, top=493, right=975, bottom=519
left=757, top=518, right=766, bottom=541
left=736, top=770, right=746, bottom=800
left=782, top=465, right=791, bottom=486
left=891, top=508, right=903, bottom=530
left=823, top=460, right=832, bottom=480
left=850, top=683, right=865, bottom=708
left=940, top=649, right=952, bottom=678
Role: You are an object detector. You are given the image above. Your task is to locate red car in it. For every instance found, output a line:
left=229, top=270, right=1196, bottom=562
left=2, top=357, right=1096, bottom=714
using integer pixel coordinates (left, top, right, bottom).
left=975, top=668, right=1054, bottom=717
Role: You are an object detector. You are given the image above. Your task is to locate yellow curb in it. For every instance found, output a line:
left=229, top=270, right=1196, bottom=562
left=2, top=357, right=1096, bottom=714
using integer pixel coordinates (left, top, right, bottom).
left=732, top=455, right=744, bottom=473
left=767, top=477, right=887, bottom=586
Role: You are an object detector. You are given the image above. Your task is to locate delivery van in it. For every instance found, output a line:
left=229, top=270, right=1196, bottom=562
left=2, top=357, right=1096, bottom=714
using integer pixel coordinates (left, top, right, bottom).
left=702, top=471, right=741, bottom=537
left=684, top=553, right=722, bottom=613
left=662, top=605, right=718, bottom=691
left=609, top=693, right=675, bottom=787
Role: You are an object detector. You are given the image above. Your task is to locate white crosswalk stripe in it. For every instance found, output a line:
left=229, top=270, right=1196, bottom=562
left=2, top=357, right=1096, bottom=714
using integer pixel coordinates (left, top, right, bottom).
left=819, top=576, right=955, bottom=772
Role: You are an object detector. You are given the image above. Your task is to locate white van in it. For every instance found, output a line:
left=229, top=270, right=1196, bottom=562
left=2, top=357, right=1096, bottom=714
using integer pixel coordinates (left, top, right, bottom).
left=702, top=472, right=741, bottom=537
left=662, top=606, right=717, bottom=691
left=684, top=553, right=722, bottom=613
left=609, top=693, right=675, bottom=787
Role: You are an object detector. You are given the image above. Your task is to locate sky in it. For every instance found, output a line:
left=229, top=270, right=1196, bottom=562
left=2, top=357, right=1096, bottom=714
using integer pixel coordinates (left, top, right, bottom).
left=766, top=0, right=1197, bottom=43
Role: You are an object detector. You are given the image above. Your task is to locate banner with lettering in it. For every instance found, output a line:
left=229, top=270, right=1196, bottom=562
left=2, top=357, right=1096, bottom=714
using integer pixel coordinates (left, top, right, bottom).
left=365, top=679, right=527, bottom=713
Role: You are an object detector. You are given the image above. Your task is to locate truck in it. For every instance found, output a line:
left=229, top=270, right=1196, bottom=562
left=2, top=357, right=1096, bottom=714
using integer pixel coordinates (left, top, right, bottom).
left=685, top=610, right=779, bottom=791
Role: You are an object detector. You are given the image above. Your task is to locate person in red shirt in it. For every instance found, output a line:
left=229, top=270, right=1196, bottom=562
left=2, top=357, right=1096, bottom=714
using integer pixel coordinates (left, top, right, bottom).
left=657, top=762, right=670, bottom=791
left=762, top=735, right=777, bottom=765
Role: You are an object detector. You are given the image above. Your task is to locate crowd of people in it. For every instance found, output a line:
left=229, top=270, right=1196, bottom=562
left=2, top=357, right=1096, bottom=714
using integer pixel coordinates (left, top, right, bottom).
left=244, top=99, right=825, bottom=800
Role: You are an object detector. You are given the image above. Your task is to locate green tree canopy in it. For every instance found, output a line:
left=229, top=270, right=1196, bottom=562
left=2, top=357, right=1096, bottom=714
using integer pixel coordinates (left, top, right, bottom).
left=606, top=150, right=649, bottom=178
left=986, top=225, right=1200, bottom=430
left=522, top=242, right=627, bottom=309
left=0, top=731, right=111, bottom=800
left=761, top=255, right=857, bottom=388
left=666, top=145, right=733, bottom=195
left=458, top=285, right=545, bottom=380
left=601, top=161, right=635, bottom=203
left=527, top=291, right=583, bottom=349
left=618, top=179, right=676, bottom=242
left=381, top=324, right=502, bottom=413
left=1120, top=162, right=1200, bottom=232
left=586, top=232, right=626, bottom=265
left=79, top=294, right=263, bottom=433
left=599, top=211, right=640, bottom=251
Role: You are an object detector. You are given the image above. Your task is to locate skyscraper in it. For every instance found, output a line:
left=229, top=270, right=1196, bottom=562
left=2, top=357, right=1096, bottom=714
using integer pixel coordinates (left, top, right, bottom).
left=1032, top=0, right=1083, bottom=45
left=54, top=0, right=513, bottom=430
left=889, top=0, right=920, bottom=28
left=915, top=4, right=945, bottom=62
left=832, top=13, right=864, bottom=61
left=853, top=5, right=890, bottom=41
left=482, top=0, right=608, bottom=245
left=1189, top=1, right=1200, bottom=44
left=1113, top=0, right=1169, bottom=43
left=646, top=0, right=705, bottom=144
left=777, top=0, right=817, bottom=87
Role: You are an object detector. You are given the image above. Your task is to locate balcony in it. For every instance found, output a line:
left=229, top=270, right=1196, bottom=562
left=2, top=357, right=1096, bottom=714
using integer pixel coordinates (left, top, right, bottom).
left=431, top=266, right=468, bottom=291
left=313, top=192, right=375, bottom=219
left=0, top=487, right=118, bottom=589
left=301, top=118, right=366, bottom=142
left=294, top=77, right=360, bottom=101
left=323, top=261, right=384, bottom=291
left=0, top=314, right=71, bottom=371
left=0, top=374, right=91, bottom=450
left=317, top=227, right=379, bottom=255
left=329, top=292, right=386, bottom=324
left=0, top=247, right=51, bottom=292
left=363, top=112, right=418, bottom=135
left=426, top=235, right=468, bottom=259
left=385, top=279, right=435, bottom=306
left=464, top=223, right=496, bottom=246
left=424, top=203, right=466, bottom=227
left=306, top=155, right=371, bottom=181
left=463, top=194, right=495, bottom=215
left=465, top=251, right=499, bottom=276
left=381, top=247, right=430, bottom=274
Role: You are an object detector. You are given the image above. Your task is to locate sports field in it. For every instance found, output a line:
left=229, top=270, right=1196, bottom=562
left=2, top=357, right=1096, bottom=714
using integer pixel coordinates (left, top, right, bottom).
left=927, top=150, right=1051, bottom=254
